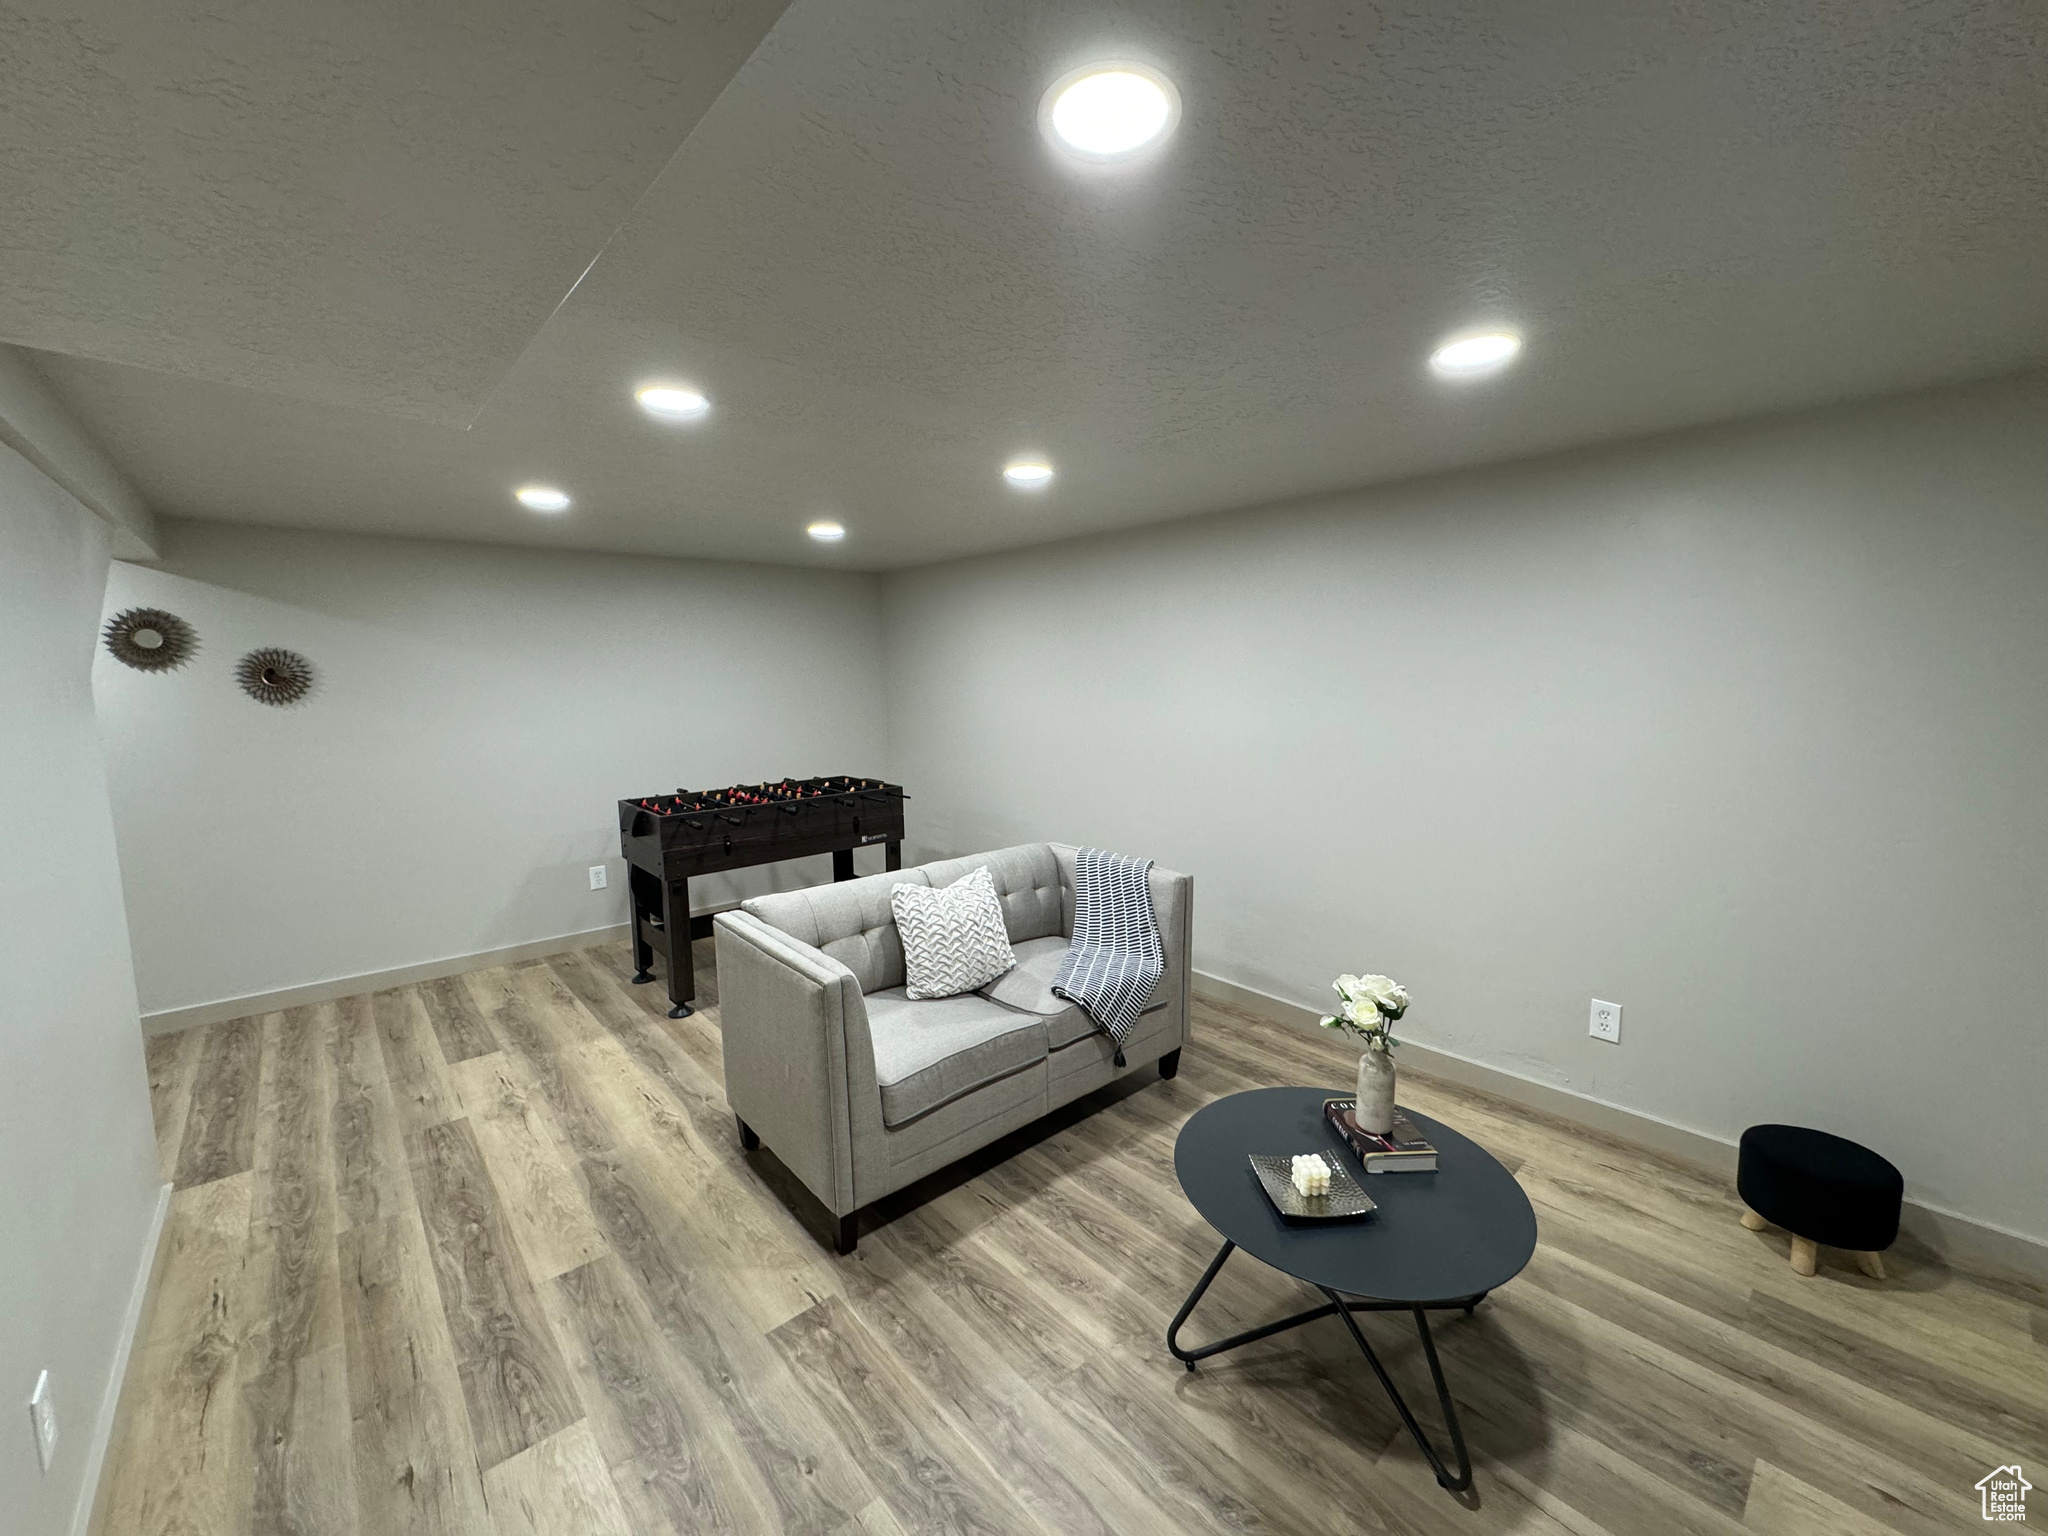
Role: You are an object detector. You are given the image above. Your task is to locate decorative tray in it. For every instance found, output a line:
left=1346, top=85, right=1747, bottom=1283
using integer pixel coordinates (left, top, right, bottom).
left=1248, top=1153, right=1378, bottom=1221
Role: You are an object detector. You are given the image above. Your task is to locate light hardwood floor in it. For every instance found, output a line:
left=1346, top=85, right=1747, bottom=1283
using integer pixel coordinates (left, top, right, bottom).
left=96, top=939, right=2045, bottom=1536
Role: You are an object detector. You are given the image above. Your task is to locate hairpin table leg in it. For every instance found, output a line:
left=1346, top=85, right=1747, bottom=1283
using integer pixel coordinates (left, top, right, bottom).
left=1166, top=1241, right=1340, bottom=1368
left=1323, top=1290, right=1473, bottom=1492
left=1164, top=1239, right=1478, bottom=1495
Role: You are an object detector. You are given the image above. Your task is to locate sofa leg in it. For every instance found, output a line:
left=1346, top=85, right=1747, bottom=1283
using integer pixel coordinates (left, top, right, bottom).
left=1740, top=1206, right=1768, bottom=1232
left=1854, top=1250, right=1886, bottom=1280
left=834, top=1213, right=858, bottom=1256
left=736, top=1116, right=760, bottom=1152
left=1789, top=1236, right=1818, bottom=1277
left=1159, top=1048, right=1182, bottom=1080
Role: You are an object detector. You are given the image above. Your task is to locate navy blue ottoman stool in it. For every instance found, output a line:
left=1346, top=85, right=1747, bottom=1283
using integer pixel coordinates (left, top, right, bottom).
left=1737, top=1124, right=1902, bottom=1279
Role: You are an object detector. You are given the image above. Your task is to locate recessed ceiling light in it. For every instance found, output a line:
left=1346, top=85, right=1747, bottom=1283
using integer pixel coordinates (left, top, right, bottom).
left=1041, top=64, right=1180, bottom=161
left=636, top=384, right=710, bottom=421
left=1003, top=459, right=1055, bottom=488
left=1429, top=332, right=1522, bottom=378
left=515, top=484, right=571, bottom=512
left=807, top=520, right=846, bottom=541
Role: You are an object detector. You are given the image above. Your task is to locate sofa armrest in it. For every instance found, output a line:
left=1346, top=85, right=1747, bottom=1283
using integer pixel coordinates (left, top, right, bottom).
left=713, top=910, right=874, bottom=1216
left=1147, top=863, right=1195, bottom=1040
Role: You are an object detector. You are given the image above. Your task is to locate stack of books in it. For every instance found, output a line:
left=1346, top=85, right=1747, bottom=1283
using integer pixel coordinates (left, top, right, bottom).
left=1323, top=1099, right=1439, bottom=1173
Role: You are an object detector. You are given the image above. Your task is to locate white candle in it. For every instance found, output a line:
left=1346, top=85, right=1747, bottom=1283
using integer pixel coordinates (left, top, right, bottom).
left=1292, top=1154, right=1329, bottom=1196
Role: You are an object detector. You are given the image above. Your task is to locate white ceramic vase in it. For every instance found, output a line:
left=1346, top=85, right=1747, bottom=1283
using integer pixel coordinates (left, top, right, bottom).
left=1355, top=1046, right=1397, bottom=1136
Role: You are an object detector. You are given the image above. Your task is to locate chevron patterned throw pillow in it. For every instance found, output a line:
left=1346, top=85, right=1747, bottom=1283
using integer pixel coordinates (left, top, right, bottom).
left=892, top=865, right=1018, bottom=999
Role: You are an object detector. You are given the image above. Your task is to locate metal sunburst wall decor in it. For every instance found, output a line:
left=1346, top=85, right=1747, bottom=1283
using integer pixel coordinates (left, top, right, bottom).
left=102, top=607, right=198, bottom=672
left=235, top=647, right=316, bottom=706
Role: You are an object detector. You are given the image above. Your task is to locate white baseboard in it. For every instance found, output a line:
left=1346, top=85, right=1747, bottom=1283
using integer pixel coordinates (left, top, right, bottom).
left=140, top=923, right=634, bottom=1035
left=72, top=1180, right=171, bottom=1536
left=1193, top=970, right=2048, bottom=1288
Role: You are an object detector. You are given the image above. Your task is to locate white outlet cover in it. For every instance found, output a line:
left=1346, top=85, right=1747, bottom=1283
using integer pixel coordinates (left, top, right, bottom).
left=588, top=865, right=608, bottom=890
left=1589, top=999, right=1622, bottom=1043
left=28, top=1369, right=56, bottom=1473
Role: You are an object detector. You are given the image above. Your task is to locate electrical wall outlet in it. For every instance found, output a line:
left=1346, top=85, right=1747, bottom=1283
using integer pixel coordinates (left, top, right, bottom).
left=1588, top=999, right=1622, bottom=1044
left=588, top=865, right=608, bottom=891
left=28, top=1370, right=56, bottom=1474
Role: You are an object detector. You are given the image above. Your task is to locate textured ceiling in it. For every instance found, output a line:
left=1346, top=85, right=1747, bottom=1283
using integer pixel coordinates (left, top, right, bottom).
left=0, top=0, right=791, bottom=423
left=18, top=0, right=2048, bottom=570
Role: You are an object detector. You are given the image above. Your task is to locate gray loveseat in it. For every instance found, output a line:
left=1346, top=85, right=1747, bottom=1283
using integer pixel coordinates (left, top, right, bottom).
left=713, top=842, right=1193, bottom=1252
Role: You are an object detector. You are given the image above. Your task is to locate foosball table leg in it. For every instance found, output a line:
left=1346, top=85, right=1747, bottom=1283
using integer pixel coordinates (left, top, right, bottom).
left=832, top=848, right=855, bottom=882
left=628, top=874, right=657, bottom=984
left=886, top=840, right=902, bottom=872
left=660, top=875, right=696, bottom=1021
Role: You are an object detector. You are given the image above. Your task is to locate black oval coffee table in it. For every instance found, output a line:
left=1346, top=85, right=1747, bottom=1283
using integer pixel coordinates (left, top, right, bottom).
left=1168, top=1087, right=1537, bottom=1494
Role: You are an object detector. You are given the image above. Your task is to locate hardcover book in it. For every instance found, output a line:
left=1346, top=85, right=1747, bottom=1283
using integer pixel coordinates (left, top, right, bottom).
left=1323, top=1099, right=1439, bottom=1173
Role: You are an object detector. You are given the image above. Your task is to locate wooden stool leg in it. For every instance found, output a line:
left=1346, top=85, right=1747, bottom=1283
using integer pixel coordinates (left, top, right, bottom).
left=1854, top=1250, right=1885, bottom=1280
left=1789, top=1236, right=1818, bottom=1277
left=1740, top=1207, right=1768, bottom=1232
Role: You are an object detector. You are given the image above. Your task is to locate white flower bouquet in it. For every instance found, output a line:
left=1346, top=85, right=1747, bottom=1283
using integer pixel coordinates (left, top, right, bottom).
left=1320, top=973, right=1409, bottom=1053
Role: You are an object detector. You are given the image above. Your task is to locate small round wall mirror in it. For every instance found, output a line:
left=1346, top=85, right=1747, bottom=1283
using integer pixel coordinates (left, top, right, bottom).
left=103, top=607, right=198, bottom=672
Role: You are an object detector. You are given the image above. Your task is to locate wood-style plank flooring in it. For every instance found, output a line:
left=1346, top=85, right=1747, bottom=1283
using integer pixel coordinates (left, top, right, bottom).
left=99, top=939, right=2047, bottom=1535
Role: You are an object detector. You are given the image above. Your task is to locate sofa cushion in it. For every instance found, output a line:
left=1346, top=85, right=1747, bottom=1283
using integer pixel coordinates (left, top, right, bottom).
left=980, top=934, right=1163, bottom=1049
left=865, top=989, right=1048, bottom=1127
left=891, top=866, right=1017, bottom=999
left=743, top=869, right=931, bottom=994
left=1046, top=1003, right=1182, bottom=1095
left=919, top=844, right=1064, bottom=946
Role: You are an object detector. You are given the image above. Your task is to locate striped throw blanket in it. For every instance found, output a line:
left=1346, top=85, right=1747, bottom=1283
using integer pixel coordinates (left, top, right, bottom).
left=1052, top=848, right=1162, bottom=1065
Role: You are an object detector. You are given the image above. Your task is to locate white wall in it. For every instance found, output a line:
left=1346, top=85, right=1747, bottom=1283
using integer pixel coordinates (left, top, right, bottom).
left=0, top=344, right=156, bottom=560
left=98, top=521, right=889, bottom=1020
left=0, top=445, right=164, bottom=1536
left=883, top=376, right=2048, bottom=1247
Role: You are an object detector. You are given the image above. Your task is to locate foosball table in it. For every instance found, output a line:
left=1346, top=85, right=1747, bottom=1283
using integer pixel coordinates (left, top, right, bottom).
left=618, top=776, right=906, bottom=1018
